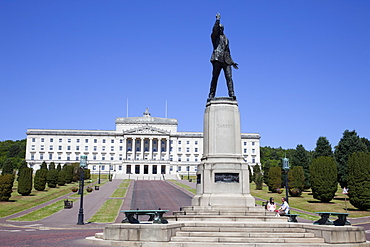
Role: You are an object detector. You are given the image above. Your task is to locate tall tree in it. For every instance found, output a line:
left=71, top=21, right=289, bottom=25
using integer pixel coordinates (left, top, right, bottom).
left=63, top=164, right=73, bottom=183
left=267, top=166, right=282, bottom=192
left=291, top=144, right=311, bottom=189
left=57, top=164, right=66, bottom=186
left=335, top=130, right=367, bottom=188
left=18, top=167, right=33, bottom=196
left=253, top=164, right=263, bottom=190
left=17, top=160, right=28, bottom=181
left=348, top=152, right=370, bottom=210
left=360, top=137, right=370, bottom=152
left=313, top=137, right=333, bottom=159
left=1, top=159, right=14, bottom=175
left=288, top=166, right=305, bottom=196
left=47, top=162, right=58, bottom=188
left=310, top=156, right=338, bottom=202
left=0, top=174, right=14, bottom=201
left=40, top=161, right=48, bottom=170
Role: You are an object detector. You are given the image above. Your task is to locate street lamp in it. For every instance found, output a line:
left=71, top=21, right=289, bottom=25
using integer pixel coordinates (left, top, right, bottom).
left=77, top=155, right=87, bottom=225
left=98, top=162, right=101, bottom=184
left=282, top=156, right=290, bottom=204
left=108, top=164, right=111, bottom=182
left=187, top=164, right=190, bottom=181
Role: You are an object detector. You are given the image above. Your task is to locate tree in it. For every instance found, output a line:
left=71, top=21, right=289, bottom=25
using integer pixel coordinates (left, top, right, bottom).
left=56, top=164, right=66, bottom=186
left=267, top=166, right=282, bottom=192
left=335, top=130, right=367, bottom=188
left=253, top=164, right=263, bottom=190
left=291, top=144, right=311, bottom=189
left=248, top=165, right=253, bottom=183
left=63, top=164, right=73, bottom=183
left=348, top=152, right=370, bottom=210
left=360, top=137, right=370, bottom=152
left=17, top=160, right=28, bottom=181
left=34, top=168, right=47, bottom=191
left=0, top=174, right=14, bottom=201
left=310, top=156, right=338, bottom=203
left=288, top=166, right=304, bottom=196
left=40, top=161, right=48, bottom=170
left=84, top=169, right=91, bottom=180
left=313, top=137, right=333, bottom=159
left=2, top=159, right=14, bottom=175
left=17, top=167, right=33, bottom=196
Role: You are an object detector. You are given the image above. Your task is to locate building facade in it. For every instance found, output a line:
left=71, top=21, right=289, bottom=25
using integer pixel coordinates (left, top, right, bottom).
left=25, top=109, right=260, bottom=178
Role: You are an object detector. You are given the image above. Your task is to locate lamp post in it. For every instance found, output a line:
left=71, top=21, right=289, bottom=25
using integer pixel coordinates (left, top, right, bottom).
left=108, top=164, right=111, bottom=182
left=187, top=164, right=190, bottom=181
left=98, top=162, right=101, bottom=184
left=282, top=156, right=290, bottom=204
left=77, top=155, right=87, bottom=225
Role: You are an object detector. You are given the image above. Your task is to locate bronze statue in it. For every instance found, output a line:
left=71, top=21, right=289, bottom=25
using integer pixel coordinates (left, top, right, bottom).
left=208, top=13, right=238, bottom=100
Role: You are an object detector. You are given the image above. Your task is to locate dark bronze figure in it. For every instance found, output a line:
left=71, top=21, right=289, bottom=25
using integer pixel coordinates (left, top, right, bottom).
left=208, top=13, right=238, bottom=100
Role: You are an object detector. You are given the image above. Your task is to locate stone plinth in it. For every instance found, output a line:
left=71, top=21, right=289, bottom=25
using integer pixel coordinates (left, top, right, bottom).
left=192, top=98, right=255, bottom=208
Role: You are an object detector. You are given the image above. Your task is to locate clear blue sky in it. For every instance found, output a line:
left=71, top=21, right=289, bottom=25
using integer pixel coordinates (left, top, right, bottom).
left=1, top=1, right=369, bottom=151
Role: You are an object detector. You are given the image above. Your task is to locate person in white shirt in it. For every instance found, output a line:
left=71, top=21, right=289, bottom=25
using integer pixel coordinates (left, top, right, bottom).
left=266, top=197, right=276, bottom=212
left=278, top=197, right=290, bottom=216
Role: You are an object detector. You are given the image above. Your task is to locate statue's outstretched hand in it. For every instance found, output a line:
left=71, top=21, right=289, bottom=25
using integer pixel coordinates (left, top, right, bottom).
left=232, top=63, right=239, bottom=69
left=216, top=13, right=221, bottom=20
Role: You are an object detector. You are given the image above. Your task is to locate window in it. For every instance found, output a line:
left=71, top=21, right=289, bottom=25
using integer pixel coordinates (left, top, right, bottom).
left=68, top=139, right=71, bottom=143
left=178, top=141, right=181, bottom=145
left=31, top=145, right=35, bottom=150
left=59, top=138, right=62, bottom=142
left=76, top=156, right=79, bottom=161
left=102, top=155, right=105, bottom=160
left=186, top=166, right=190, bottom=171
left=252, top=158, right=256, bottom=163
left=195, top=148, right=198, bottom=152
left=49, top=145, right=53, bottom=151
left=40, top=154, right=44, bottom=160
left=252, top=149, right=255, bottom=154
left=31, top=154, right=34, bottom=160
left=186, top=147, right=190, bottom=152
left=244, top=142, right=247, bottom=146
left=103, top=139, right=106, bottom=143
left=111, top=139, right=114, bottom=143
left=67, top=146, right=71, bottom=151
left=85, top=139, right=88, bottom=143
left=41, top=138, right=44, bottom=142
left=93, top=165, right=96, bottom=171
left=50, top=138, right=53, bottom=142
left=195, top=158, right=198, bottom=162
left=94, top=139, right=97, bottom=143
left=93, top=146, right=97, bottom=151
left=186, top=141, right=190, bottom=145
left=58, top=154, right=61, bottom=160
left=111, top=156, right=114, bottom=161
left=40, top=145, right=44, bottom=151
left=85, top=146, right=88, bottom=151
left=102, top=146, right=106, bottom=151
left=119, top=154, right=122, bottom=160
left=77, top=139, right=80, bottom=143
left=120, top=139, right=123, bottom=143
left=102, top=165, right=105, bottom=170
left=178, top=166, right=182, bottom=171
left=32, top=138, right=35, bottom=142
left=76, top=146, right=80, bottom=151
left=119, top=165, right=122, bottom=170
left=49, top=153, right=53, bottom=160
left=111, top=146, right=114, bottom=151
left=195, top=141, right=198, bottom=145
left=178, top=156, right=181, bottom=161
left=93, top=155, right=97, bottom=160
left=67, top=155, right=70, bottom=161
left=186, top=158, right=189, bottom=161
left=252, top=142, right=255, bottom=146
left=170, top=166, right=173, bottom=171
left=119, top=146, right=123, bottom=151
left=178, top=147, right=181, bottom=152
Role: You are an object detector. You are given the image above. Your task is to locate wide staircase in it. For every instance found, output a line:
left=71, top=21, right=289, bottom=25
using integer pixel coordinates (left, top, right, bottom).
left=169, top=222, right=326, bottom=246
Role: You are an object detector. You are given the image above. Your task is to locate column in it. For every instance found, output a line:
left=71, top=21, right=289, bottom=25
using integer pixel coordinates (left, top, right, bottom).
left=123, top=137, right=127, bottom=160
left=149, top=137, right=153, bottom=160
left=166, top=138, right=170, bottom=161
left=132, top=137, right=136, bottom=160
left=140, top=137, right=144, bottom=160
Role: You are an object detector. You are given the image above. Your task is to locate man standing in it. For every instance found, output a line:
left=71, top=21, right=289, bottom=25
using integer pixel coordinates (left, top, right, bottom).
left=208, top=13, right=239, bottom=100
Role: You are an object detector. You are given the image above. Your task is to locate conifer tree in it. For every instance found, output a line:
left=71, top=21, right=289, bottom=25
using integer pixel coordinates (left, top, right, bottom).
left=2, top=159, right=14, bottom=175
left=334, top=130, right=367, bottom=188
left=17, top=159, right=28, bottom=181
left=288, top=166, right=305, bottom=196
left=253, top=164, right=263, bottom=190
left=313, top=137, right=333, bottom=159
left=291, top=144, right=311, bottom=189
left=310, top=156, right=337, bottom=202
left=40, top=161, right=48, bottom=170
left=56, top=164, right=66, bottom=186
left=18, top=167, right=33, bottom=196
left=348, top=152, right=370, bottom=210
left=0, top=174, right=14, bottom=201
left=46, top=162, right=58, bottom=188
left=34, top=168, right=47, bottom=191
left=267, top=166, right=281, bottom=192
left=63, top=164, right=73, bottom=183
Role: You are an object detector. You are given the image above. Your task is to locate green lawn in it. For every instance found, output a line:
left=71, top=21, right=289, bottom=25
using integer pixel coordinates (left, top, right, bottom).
left=88, top=199, right=123, bottom=223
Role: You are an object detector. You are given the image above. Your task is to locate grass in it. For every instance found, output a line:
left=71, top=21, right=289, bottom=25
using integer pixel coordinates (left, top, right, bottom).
left=0, top=182, right=78, bottom=218
left=249, top=183, right=370, bottom=219
left=10, top=198, right=77, bottom=221
left=169, top=180, right=196, bottom=194
left=111, top=188, right=127, bottom=198
left=88, top=199, right=123, bottom=223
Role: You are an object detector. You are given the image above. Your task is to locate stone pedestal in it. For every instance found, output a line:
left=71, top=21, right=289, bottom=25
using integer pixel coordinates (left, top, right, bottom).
left=192, top=98, right=255, bottom=208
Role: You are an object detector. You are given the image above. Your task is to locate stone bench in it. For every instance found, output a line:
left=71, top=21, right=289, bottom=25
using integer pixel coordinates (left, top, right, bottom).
left=121, top=209, right=169, bottom=224
left=314, top=212, right=350, bottom=226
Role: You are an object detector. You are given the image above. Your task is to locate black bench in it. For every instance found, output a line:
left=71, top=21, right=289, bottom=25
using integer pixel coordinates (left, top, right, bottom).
left=314, top=212, right=350, bottom=226
left=64, top=199, right=73, bottom=209
left=121, top=209, right=169, bottom=224
left=283, top=213, right=299, bottom=223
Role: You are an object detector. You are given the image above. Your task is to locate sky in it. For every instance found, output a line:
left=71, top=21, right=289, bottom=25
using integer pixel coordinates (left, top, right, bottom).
left=1, top=1, right=369, bottom=151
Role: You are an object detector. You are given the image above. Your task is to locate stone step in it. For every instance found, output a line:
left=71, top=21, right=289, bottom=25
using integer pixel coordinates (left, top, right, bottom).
left=168, top=215, right=286, bottom=222
left=175, top=231, right=316, bottom=238
left=94, top=232, right=103, bottom=239
left=170, top=236, right=325, bottom=243
left=180, top=226, right=307, bottom=233
left=166, top=242, right=331, bottom=247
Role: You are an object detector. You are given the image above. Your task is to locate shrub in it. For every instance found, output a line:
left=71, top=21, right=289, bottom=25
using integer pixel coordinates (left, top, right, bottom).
left=63, top=164, right=73, bottom=183
left=34, top=169, right=48, bottom=191
left=267, top=166, right=281, bottom=192
left=253, top=165, right=263, bottom=190
left=47, top=169, right=58, bottom=188
left=310, top=156, right=337, bottom=202
left=348, top=152, right=370, bottom=210
left=0, top=174, right=15, bottom=201
left=288, top=166, right=305, bottom=192
left=17, top=167, right=33, bottom=196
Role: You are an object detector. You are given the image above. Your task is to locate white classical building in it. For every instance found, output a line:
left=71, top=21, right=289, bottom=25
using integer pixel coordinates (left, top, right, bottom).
left=25, top=109, right=260, bottom=179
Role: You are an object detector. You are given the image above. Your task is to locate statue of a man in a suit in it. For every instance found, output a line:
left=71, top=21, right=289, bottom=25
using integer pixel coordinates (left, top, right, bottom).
left=208, top=13, right=239, bottom=100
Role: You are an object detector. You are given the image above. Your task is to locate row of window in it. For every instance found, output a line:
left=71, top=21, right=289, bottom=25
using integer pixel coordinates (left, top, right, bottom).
left=32, top=138, right=201, bottom=145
